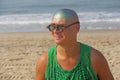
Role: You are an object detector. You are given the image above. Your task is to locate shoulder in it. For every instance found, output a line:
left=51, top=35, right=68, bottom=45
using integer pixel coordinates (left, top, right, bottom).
left=91, top=48, right=106, bottom=63
left=90, top=48, right=114, bottom=79
left=36, top=45, right=56, bottom=66
left=90, top=48, right=107, bottom=73
left=35, top=52, right=48, bottom=79
left=36, top=52, right=48, bottom=71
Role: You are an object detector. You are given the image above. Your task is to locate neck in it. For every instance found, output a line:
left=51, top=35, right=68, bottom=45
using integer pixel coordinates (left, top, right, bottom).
left=57, top=42, right=80, bottom=58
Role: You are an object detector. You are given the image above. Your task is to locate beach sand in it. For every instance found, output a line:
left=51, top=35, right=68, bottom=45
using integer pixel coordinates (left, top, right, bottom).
left=0, top=29, right=119, bottom=80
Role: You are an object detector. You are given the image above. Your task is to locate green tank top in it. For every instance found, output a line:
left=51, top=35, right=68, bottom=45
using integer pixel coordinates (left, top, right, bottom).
left=45, top=43, right=98, bottom=80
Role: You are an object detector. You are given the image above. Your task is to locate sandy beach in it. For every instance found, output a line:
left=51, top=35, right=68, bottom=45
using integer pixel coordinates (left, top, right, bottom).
left=0, top=29, right=119, bottom=80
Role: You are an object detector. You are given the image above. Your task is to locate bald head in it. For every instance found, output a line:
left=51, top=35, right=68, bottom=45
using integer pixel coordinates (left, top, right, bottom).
left=52, top=9, right=79, bottom=22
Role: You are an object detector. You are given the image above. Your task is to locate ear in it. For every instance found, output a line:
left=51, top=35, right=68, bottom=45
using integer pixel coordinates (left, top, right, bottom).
left=76, top=23, right=80, bottom=32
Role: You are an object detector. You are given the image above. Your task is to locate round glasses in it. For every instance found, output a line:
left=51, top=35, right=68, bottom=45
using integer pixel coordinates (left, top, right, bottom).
left=47, top=21, right=79, bottom=32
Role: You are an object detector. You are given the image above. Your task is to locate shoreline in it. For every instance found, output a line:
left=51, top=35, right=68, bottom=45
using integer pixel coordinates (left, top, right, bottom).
left=0, top=29, right=120, bottom=33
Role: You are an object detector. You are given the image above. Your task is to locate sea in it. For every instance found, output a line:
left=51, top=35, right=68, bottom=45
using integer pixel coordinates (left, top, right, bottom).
left=0, top=0, right=120, bottom=32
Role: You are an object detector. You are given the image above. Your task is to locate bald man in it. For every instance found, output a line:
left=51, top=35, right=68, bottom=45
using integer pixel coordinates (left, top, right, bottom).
left=35, top=9, right=114, bottom=80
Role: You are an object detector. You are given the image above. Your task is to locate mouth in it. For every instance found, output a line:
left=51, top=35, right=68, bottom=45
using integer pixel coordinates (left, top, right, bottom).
left=54, top=35, right=63, bottom=40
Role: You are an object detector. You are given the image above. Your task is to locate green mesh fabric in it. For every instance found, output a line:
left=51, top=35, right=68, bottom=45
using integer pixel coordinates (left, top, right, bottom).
left=45, top=43, right=98, bottom=80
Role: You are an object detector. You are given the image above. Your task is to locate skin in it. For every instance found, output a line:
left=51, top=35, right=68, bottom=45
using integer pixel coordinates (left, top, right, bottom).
left=35, top=9, right=114, bottom=80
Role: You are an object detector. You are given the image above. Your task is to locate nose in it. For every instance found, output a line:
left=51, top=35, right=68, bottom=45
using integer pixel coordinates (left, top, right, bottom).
left=53, top=28, right=59, bottom=32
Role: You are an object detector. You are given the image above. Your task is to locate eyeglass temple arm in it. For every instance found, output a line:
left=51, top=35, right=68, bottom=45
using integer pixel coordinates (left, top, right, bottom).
left=65, top=22, right=79, bottom=28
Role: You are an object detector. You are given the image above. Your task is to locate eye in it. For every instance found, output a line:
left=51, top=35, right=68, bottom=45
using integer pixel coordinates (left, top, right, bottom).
left=57, top=24, right=64, bottom=32
left=49, top=25, right=55, bottom=31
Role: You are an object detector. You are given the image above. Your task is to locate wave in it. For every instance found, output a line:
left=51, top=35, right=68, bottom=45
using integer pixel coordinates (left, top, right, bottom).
left=81, top=18, right=120, bottom=23
left=0, top=12, right=120, bottom=25
left=78, top=12, right=120, bottom=23
left=0, top=13, right=52, bottom=25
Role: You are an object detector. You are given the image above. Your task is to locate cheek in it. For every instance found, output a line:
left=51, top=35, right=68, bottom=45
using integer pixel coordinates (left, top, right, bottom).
left=62, top=32, right=70, bottom=39
left=64, top=30, right=76, bottom=40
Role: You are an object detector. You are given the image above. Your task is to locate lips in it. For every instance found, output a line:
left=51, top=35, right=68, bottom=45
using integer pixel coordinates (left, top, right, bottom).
left=54, top=35, right=63, bottom=40
left=55, top=36, right=62, bottom=39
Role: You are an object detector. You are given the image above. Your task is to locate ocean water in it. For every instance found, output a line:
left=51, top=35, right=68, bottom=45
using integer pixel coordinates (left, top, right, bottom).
left=0, top=0, right=120, bottom=32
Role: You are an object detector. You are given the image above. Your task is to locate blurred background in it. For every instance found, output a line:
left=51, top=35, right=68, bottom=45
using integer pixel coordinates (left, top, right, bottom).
left=0, top=0, right=120, bottom=32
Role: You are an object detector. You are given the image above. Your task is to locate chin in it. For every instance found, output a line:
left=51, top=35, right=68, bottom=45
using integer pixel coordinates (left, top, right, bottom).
left=54, top=39, right=63, bottom=44
left=53, top=36, right=65, bottom=45
left=55, top=40, right=62, bottom=44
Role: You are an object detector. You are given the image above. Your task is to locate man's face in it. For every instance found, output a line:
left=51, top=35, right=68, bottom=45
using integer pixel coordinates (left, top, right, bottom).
left=50, top=18, right=79, bottom=45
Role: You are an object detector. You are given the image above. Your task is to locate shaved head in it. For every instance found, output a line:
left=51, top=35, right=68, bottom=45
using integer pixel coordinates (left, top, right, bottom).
left=52, top=9, right=79, bottom=22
